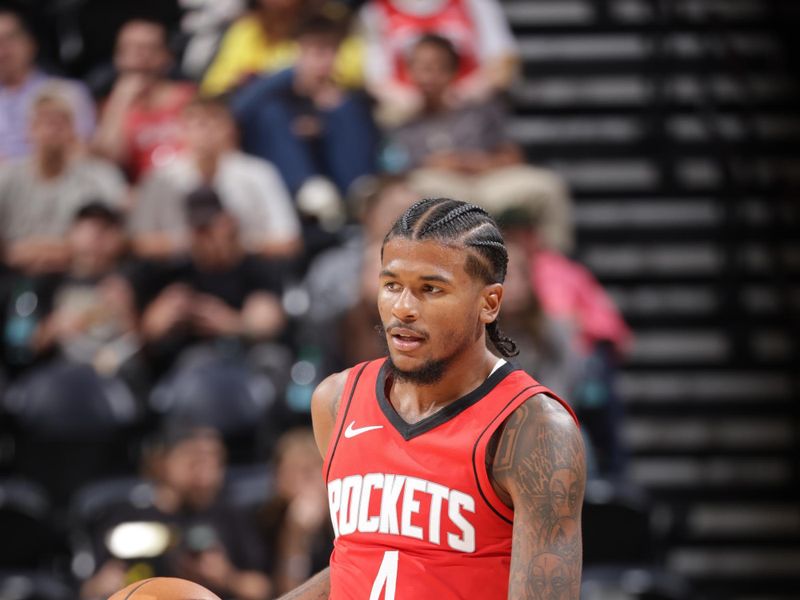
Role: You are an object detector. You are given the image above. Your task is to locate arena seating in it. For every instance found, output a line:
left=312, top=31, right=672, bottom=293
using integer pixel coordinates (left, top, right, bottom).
left=503, top=0, right=800, bottom=597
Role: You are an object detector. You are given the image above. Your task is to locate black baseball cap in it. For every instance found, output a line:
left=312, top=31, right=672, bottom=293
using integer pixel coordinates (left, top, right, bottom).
left=185, top=185, right=225, bottom=228
left=73, top=200, right=124, bottom=226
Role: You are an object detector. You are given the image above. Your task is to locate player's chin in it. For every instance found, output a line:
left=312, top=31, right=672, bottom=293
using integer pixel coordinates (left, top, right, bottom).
left=387, top=348, right=426, bottom=371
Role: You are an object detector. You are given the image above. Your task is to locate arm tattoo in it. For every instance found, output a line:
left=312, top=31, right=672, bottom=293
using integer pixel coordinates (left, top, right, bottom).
left=330, top=392, right=341, bottom=421
left=495, top=394, right=585, bottom=600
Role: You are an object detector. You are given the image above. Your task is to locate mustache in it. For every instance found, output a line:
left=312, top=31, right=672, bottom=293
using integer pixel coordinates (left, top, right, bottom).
left=375, top=323, right=429, bottom=340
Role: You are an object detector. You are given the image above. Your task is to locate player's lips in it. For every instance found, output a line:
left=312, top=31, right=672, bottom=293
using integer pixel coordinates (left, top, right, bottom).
left=389, top=327, right=427, bottom=352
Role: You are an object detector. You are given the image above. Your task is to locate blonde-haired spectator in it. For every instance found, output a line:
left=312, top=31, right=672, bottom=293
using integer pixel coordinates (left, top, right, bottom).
left=0, top=8, right=96, bottom=162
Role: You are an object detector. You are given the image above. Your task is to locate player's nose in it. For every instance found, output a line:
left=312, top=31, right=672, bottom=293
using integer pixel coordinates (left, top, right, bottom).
left=391, top=287, right=419, bottom=321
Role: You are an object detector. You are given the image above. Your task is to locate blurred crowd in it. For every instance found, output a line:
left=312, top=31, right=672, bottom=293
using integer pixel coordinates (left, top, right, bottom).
left=0, top=0, right=631, bottom=598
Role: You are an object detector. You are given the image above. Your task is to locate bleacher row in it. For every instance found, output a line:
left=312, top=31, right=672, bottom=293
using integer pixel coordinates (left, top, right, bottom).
left=502, top=0, right=799, bottom=597
left=0, top=0, right=796, bottom=598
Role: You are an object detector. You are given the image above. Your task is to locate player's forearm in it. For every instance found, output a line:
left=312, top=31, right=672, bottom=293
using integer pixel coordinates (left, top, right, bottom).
left=277, top=567, right=330, bottom=600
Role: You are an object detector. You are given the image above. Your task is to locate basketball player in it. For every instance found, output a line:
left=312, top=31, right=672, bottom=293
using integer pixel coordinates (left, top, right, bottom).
left=281, top=198, right=585, bottom=599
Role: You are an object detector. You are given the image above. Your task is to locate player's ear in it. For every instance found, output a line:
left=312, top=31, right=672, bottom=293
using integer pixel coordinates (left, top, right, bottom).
left=480, top=283, right=503, bottom=325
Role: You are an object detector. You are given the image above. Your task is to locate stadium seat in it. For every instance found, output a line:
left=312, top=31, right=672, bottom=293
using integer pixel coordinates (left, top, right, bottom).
left=582, top=478, right=659, bottom=565
left=2, top=362, right=143, bottom=505
left=0, top=571, right=73, bottom=600
left=223, top=463, right=274, bottom=510
left=67, top=475, right=156, bottom=581
left=0, top=479, right=62, bottom=568
left=149, top=360, right=276, bottom=462
left=582, top=566, right=693, bottom=600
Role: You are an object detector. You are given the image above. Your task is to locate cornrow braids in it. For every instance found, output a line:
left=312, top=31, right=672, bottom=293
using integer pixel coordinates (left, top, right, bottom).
left=384, top=197, right=519, bottom=358
left=418, top=203, right=489, bottom=237
left=400, top=198, right=437, bottom=233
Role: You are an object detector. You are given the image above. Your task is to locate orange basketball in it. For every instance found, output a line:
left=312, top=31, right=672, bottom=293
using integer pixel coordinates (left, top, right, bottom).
left=108, top=577, right=221, bottom=600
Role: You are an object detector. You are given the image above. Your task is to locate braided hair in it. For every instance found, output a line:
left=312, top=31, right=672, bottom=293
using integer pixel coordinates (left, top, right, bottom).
left=383, top=197, right=519, bottom=357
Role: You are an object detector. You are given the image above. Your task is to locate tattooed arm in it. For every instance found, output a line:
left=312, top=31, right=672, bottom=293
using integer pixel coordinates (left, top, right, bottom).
left=492, top=393, right=586, bottom=600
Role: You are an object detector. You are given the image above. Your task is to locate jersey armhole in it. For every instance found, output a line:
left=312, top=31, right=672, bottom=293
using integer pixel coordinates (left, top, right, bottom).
left=322, top=360, right=372, bottom=483
left=472, top=385, right=580, bottom=524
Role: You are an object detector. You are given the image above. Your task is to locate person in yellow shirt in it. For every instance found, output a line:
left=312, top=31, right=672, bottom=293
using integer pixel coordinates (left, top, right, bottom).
left=201, top=0, right=363, bottom=96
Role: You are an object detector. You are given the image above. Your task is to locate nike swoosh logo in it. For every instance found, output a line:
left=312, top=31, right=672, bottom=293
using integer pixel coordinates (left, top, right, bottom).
left=344, top=420, right=384, bottom=438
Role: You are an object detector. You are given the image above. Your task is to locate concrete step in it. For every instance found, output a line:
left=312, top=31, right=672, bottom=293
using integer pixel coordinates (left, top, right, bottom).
left=684, top=503, right=800, bottom=541
left=617, top=370, right=793, bottom=403
left=624, top=417, right=795, bottom=452
left=629, top=456, right=794, bottom=488
left=511, top=74, right=798, bottom=110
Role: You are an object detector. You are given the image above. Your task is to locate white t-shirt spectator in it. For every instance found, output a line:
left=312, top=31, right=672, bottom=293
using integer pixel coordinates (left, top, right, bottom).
left=0, top=157, right=125, bottom=243
left=131, top=150, right=300, bottom=251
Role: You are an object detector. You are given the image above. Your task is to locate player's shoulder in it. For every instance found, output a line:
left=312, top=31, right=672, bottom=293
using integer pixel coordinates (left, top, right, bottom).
left=510, top=391, right=579, bottom=432
left=312, top=368, right=352, bottom=420
left=492, top=392, right=585, bottom=495
left=310, top=368, right=353, bottom=458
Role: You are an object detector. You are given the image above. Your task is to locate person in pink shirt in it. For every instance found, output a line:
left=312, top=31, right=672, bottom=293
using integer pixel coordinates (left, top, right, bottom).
left=503, top=212, right=631, bottom=477
left=93, top=18, right=195, bottom=181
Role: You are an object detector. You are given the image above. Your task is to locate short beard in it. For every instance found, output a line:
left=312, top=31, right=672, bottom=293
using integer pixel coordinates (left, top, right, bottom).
left=376, top=323, right=458, bottom=386
left=386, top=354, right=450, bottom=386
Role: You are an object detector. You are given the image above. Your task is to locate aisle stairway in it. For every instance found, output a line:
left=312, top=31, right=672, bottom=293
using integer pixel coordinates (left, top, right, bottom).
left=502, top=1, right=800, bottom=598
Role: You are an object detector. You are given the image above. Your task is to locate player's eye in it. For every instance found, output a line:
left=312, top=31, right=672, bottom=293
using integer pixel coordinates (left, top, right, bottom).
left=422, top=284, right=442, bottom=294
left=384, top=281, right=401, bottom=292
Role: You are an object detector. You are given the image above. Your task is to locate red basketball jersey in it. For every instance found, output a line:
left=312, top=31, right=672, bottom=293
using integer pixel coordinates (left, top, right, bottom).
left=323, top=358, right=578, bottom=599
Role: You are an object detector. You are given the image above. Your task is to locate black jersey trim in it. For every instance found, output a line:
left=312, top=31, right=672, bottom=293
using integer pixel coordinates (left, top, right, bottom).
left=376, top=360, right=517, bottom=441
left=325, top=361, right=369, bottom=483
left=471, top=386, right=541, bottom=525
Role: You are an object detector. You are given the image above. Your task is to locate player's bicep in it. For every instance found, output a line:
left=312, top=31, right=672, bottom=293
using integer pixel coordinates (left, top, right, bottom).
left=494, top=394, right=585, bottom=600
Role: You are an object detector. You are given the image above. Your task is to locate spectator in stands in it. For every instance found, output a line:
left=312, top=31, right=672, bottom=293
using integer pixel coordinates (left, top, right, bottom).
left=500, top=239, right=581, bottom=400
left=231, top=13, right=378, bottom=229
left=0, top=89, right=126, bottom=275
left=29, top=203, right=141, bottom=377
left=258, top=428, right=332, bottom=595
left=385, top=34, right=574, bottom=253
left=80, top=425, right=272, bottom=600
left=137, top=187, right=287, bottom=377
left=132, top=97, right=301, bottom=260
left=178, top=0, right=248, bottom=80
left=93, top=18, right=195, bottom=181
left=301, top=175, right=418, bottom=371
left=0, top=8, right=96, bottom=162
left=201, top=0, right=363, bottom=97
left=502, top=214, right=631, bottom=478
left=360, top=0, right=519, bottom=124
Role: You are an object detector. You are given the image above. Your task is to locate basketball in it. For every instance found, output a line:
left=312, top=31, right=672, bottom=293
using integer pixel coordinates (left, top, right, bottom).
left=108, top=578, right=221, bottom=600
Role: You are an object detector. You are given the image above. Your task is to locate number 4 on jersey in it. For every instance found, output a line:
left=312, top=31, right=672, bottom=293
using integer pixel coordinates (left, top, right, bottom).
left=369, top=550, right=398, bottom=600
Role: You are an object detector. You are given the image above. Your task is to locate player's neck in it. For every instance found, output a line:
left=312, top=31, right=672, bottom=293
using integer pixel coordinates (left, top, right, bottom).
left=389, top=347, right=499, bottom=423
